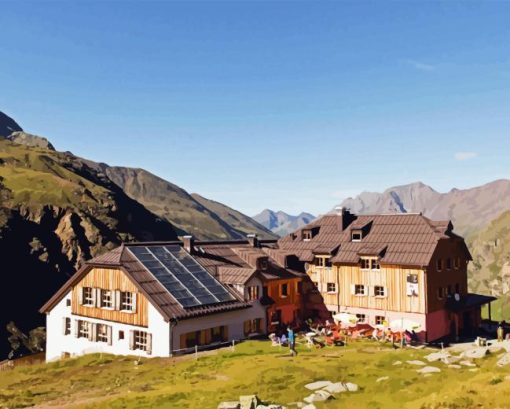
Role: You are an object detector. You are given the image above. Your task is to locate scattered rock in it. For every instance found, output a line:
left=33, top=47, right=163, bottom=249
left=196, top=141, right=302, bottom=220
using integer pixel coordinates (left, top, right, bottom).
left=448, top=364, right=462, bottom=369
left=460, top=360, right=476, bottom=367
left=497, top=352, right=510, bottom=367
left=376, top=376, right=389, bottom=383
left=425, top=351, right=450, bottom=362
left=304, top=381, right=332, bottom=390
left=393, top=361, right=402, bottom=366
left=469, top=368, right=479, bottom=372
left=302, top=405, right=316, bottom=409
left=417, top=366, right=441, bottom=374
left=303, top=390, right=333, bottom=403
left=345, top=382, right=359, bottom=392
left=462, top=347, right=489, bottom=359
left=407, top=360, right=426, bottom=366
left=218, top=402, right=240, bottom=409
left=240, top=395, right=260, bottom=409
left=323, top=382, right=347, bottom=394
left=442, top=355, right=461, bottom=365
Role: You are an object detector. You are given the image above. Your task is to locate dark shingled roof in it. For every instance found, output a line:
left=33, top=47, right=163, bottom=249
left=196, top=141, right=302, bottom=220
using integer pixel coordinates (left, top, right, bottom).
left=275, top=212, right=470, bottom=268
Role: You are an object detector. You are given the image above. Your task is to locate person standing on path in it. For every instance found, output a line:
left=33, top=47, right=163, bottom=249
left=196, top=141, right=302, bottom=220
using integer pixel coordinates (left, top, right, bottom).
left=287, top=326, right=297, bottom=356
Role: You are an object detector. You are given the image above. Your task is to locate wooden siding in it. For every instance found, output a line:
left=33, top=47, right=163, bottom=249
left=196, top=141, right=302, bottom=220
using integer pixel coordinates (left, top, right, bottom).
left=426, top=239, right=469, bottom=313
left=71, top=267, right=149, bottom=327
left=307, top=263, right=426, bottom=314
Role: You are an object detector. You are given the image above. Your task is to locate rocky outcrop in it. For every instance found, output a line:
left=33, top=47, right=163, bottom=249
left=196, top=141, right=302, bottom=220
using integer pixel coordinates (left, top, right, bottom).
left=6, top=131, right=55, bottom=150
left=0, top=111, right=22, bottom=137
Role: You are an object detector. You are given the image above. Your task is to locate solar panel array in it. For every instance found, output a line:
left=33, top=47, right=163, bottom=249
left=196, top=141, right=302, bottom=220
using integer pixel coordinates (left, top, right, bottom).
left=128, top=245, right=235, bottom=308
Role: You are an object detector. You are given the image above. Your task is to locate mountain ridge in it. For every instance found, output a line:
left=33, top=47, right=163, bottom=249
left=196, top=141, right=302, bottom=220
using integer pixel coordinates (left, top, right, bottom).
left=253, top=209, right=316, bottom=236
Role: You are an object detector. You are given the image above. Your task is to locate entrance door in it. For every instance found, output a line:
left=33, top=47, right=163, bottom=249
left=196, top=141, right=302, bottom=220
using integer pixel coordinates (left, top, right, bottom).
left=462, top=311, right=473, bottom=336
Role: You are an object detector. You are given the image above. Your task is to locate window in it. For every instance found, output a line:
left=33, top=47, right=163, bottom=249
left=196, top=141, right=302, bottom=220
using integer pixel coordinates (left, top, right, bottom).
left=302, top=230, right=312, bottom=241
left=375, top=316, right=385, bottom=326
left=78, top=320, right=89, bottom=339
left=96, top=324, right=109, bottom=343
left=296, top=281, right=302, bottom=295
left=371, top=259, right=380, bottom=270
left=454, top=257, right=461, bottom=269
left=315, top=257, right=331, bottom=267
left=271, top=310, right=282, bottom=324
left=446, top=258, right=452, bottom=270
left=100, top=289, right=113, bottom=309
left=361, top=258, right=370, bottom=269
left=64, top=318, right=71, bottom=335
left=280, top=283, right=288, bottom=297
left=374, top=286, right=386, bottom=297
left=437, top=287, right=444, bottom=300
left=259, top=259, right=268, bottom=270
left=66, top=299, right=71, bottom=307
left=247, top=286, right=259, bottom=301
left=119, top=331, right=125, bottom=340
left=82, top=287, right=94, bottom=306
left=354, top=284, right=366, bottom=296
left=244, top=319, right=262, bottom=336
left=120, top=292, right=135, bottom=311
left=351, top=230, right=362, bottom=242
left=210, top=326, right=227, bottom=342
left=262, top=286, right=269, bottom=297
left=356, top=314, right=366, bottom=323
left=327, top=282, right=336, bottom=293
left=133, top=330, right=150, bottom=352
left=436, top=259, right=443, bottom=271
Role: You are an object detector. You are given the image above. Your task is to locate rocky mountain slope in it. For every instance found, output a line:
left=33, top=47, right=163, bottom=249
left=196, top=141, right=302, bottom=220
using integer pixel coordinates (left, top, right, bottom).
left=0, top=110, right=275, bottom=357
left=253, top=209, right=316, bottom=236
left=339, top=180, right=510, bottom=238
left=104, top=167, right=276, bottom=240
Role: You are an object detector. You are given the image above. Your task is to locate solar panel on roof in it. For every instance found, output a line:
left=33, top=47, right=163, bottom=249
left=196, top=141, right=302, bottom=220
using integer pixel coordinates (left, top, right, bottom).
left=128, top=245, right=235, bottom=308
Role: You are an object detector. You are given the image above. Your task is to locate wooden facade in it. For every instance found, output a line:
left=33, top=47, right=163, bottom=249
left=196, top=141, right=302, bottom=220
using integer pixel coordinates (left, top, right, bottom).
left=265, top=277, right=303, bottom=327
left=308, top=263, right=426, bottom=314
left=71, top=267, right=149, bottom=327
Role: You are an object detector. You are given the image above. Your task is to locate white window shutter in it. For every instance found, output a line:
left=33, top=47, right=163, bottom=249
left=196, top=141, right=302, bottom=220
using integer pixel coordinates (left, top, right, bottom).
left=147, top=333, right=152, bottom=355
left=367, top=286, right=372, bottom=296
left=89, top=322, right=96, bottom=342
left=107, top=326, right=113, bottom=346
left=78, top=287, right=83, bottom=305
left=132, top=293, right=137, bottom=313
left=114, top=291, right=121, bottom=310
left=129, top=330, right=135, bottom=350
left=351, top=284, right=355, bottom=295
left=74, top=320, right=80, bottom=338
left=62, top=317, right=67, bottom=335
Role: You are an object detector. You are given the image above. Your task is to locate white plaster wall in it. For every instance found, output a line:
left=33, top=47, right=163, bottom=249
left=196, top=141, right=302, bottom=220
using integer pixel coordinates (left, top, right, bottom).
left=339, top=305, right=427, bottom=329
left=171, top=306, right=266, bottom=354
left=45, top=292, right=170, bottom=362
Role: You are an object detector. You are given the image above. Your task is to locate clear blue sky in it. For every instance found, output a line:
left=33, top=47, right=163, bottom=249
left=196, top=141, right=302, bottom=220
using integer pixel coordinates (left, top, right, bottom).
left=1, top=1, right=509, bottom=216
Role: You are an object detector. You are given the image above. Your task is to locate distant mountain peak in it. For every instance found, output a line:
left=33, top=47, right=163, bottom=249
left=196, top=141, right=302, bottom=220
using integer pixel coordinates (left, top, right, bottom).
left=253, top=209, right=316, bottom=236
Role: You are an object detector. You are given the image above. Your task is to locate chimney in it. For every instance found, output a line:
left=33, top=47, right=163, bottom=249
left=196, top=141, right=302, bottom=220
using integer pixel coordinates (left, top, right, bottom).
left=334, top=206, right=344, bottom=216
left=247, top=233, right=259, bottom=248
left=182, top=235, right=194, bottom=253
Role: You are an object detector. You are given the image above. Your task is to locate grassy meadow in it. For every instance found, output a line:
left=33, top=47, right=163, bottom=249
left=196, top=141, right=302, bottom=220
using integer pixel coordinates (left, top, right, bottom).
left=1, top=340, right=510, bottom=409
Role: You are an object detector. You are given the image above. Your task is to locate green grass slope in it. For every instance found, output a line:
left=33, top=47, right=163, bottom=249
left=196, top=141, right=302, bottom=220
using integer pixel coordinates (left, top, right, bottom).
left=1, top=341, right=510, bottom=409
left=469, top=210, right=510, bottom=321
left=0, top=140, right=178, bottom=359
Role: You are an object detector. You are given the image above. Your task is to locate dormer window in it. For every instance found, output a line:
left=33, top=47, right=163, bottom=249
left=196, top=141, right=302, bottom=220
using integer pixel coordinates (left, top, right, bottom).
left=360, top=257, right=380, bottom=270
left=302, top=230, right=312, bottom=241
left=258, top=258, right=268, bottom=270
left=351, top=230, right=362, bottom=242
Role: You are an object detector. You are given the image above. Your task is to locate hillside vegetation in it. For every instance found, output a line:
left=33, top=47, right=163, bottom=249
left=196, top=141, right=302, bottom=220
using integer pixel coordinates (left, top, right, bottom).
left=1, top=341, right=510, bottom=409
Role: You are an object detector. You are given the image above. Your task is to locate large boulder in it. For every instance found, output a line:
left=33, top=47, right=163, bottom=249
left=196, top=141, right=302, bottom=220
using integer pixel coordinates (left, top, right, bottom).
left=416, top=366, right=441, bottom=374
left=462, top=347, right=489, bottom=359
left=303, top=390, right=333, bottom=403
left=304, top=381, right=332, bottom=390
left=218, top=402, right=240, bottom=409
left=240, top=395, right=260, bottom=409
